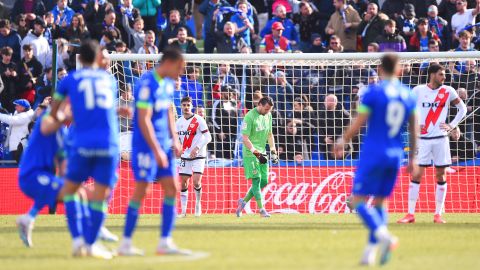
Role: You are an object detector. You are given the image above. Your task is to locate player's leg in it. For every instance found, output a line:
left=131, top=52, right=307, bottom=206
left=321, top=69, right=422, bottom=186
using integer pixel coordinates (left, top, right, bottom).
left=236, top=156, right=259, bottom=217
left=179, top=173, right=191, bottom=217
left=258, top=162, right=270, bottom=217
left=192, top=159, right=206, bottom=217
left=62, top=180, right=85, bottom=254
left=432, top=137, right=450, bottom=223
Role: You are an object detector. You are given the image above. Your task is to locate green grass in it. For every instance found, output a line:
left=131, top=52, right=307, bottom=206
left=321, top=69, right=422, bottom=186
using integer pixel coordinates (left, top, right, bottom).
left=1, top=214, right=480, bottom=270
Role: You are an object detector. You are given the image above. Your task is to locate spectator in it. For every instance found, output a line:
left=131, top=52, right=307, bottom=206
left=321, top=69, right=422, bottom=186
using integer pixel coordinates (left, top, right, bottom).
left=211, top=63, right=240, bottom=99
left=409, top=18, right=441, bottom=51
left=137, top=30, right=158, bottom=54
left=133, top=0, right=160, bottom=33
left=14, top=14, right=29, bottom=39
left=62, top=13, right=90, bottom=41
left=199, top=0, right=231, bottom=53
left=161, top=0, right=194, bottom=20
left=231, top=0, right=255, bottom=48
left=0, top=46, right=17, bottom=113
left=419, top=39, right=442, bottom=73
left=427, top=5, right=449, bottom=50
left=307, top=33, right=326, bottom=53
left=452, top=87, right=475, bottom=138
left=213, top=21, right=248, bottom=53
left=381, top=0, right=406, bottom=20
left=292, top=95, right=317, bottom=152
left=278, top=119, right=308, bottom=162
left=160, top=9, right=193, bottom=51
left=83, top=0, right=114, bottom=37
left=455, top=29, right=475, bottom=51
left=111, top=41, right=133, bottom=92
left=451, top=0, right=480, bottom=41
left=33, top=66, right=52, bottom=109
left=122, top=15, right=144, bottom=53
left=92, top=9, right=122, bottom=42
left=0, top=98, right=34, bottom=163
left=438, top=0, right=457, bottom=25
left=350, top=0, right=370, bottom=15
left=168, top=27, right=199, bottom=53
left=292, top=2, right=322, bottom=52
left=51, top=0, right=75, bottom=27
left=250, top=0, right=269, bottom=34
left=367, top=41, right=379, bottom=52
left=0, top=2, right=9, bottom=20
left=267, top=70, right=294, bottom=117
left=173, top=76, right=186, bottom=116
left=0, top=19, right=22, bottom=62
left=325, top=0, right=362, bottom=52
left=17, top=44, right=42, bottom=103
left=259, top=22, right=292, bottom=53
left=449, top=126, right=478, bottom=162
left=10, top=0, right=46, bottom=23
left=396, top=4, right=418, bottom=40
left=20, top=17, right=50, bottom=68
left=357, top=2, right=388, bottom=52
left=317, top=94, right=350, bottom=159
left=101, top=29, right=119, bottom=52
left=375, top=19, right=407, bottom=52
left=181, top=66, right=203, bottom=108
left=211, top=85, right=237, bottom=159
left=325, top=35, right=344, bottom=53
left=251, top=64, right=276, bottom=94
left=261, top=5, right=299, bottom=48
left=116, top=0, right=140, bottom=46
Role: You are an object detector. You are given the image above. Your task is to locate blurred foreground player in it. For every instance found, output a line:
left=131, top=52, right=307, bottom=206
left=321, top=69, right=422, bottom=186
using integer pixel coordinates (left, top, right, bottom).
left=334, top=54, right=419, bottom=265
left=117, top=47, right=190, bottom=256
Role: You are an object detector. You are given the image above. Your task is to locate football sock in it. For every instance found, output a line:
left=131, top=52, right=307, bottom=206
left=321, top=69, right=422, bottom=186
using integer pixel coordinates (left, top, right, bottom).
left=243, top=189, right=254, bottom=203
left=161, top=197, right=176, bottom=238
left=64, top=194, right=82, bottom=239
left=355, top=202, right=382, bottom=234
left=250, top=178, right=263, bottom=209
left=194, top=186, right=202, bottom=206
left=123, top=200, right=141, bottom=238
left=180, top=189, right=188, bottom=214
left=435, top=182, right=447, bottom=215
left=80, top=199, right=91, bottom=243
left=86, top=200, right=107, bottom=245
left=369, top=206, right=387, bottom=244
left=28, top=207, right=39, bottom=219
left=408, top=181, right=420, bottom=215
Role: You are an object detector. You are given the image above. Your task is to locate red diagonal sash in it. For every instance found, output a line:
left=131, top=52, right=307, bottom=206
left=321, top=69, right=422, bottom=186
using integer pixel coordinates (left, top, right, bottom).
left=182, top=117, right=199, bottom=151
left=421, top=88, right=450, bottom=135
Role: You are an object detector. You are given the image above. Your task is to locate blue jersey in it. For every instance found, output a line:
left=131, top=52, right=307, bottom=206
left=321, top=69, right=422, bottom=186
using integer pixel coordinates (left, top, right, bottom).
left=359, top=79, right=416, bottom=160
left=19, top=114, right=64, bottom=177
left=132, top=70, right=174, bottom=151
left=55, top=68, right=119, bottom=152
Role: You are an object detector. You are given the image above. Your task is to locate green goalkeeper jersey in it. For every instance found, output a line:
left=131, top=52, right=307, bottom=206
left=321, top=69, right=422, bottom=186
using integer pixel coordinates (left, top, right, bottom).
left=242, top=108, right=272, bottom=158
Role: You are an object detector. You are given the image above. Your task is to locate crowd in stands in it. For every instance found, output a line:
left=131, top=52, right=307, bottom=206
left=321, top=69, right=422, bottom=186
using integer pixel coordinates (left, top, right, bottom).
left=0, top=0, right=479, bottom=164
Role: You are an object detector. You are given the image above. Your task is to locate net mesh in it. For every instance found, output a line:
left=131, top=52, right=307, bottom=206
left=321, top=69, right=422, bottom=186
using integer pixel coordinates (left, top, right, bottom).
left=108, top=53, right=480, bottom=214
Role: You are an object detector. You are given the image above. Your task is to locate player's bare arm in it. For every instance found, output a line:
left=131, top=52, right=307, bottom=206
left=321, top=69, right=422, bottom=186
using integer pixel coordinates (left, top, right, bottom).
left=138, top=107, right=168, bottom=168
left=408, top=112, right=421, bottom=179
left=440, top=97, right=467, bottom=131
left=168, top=105, right=181, bottom=158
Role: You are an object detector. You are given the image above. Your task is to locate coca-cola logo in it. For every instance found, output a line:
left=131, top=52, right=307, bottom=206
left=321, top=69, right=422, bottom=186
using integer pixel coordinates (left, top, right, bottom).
left=244, top=171, right=355, bottom=214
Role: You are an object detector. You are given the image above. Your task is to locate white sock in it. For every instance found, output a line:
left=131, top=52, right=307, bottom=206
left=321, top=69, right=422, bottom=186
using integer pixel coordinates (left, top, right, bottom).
left=435, top=183, right=447, bottom=215
left=408, top=181, right=420, bottom=215
left=194, top=187, right=202, bottom=206
left=72, top=237, right=84, bottom=249
left=160, top=236, right=173, bottom=246
left=121, top=237, right=132, bottom=247
left=374, top=226, right=390, bottom=242
left=180, top=190, right=188, bottom=214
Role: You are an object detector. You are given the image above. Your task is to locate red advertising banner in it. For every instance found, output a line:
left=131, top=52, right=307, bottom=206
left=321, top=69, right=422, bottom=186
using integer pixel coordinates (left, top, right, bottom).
left=1, top=165, right=479, bottom=215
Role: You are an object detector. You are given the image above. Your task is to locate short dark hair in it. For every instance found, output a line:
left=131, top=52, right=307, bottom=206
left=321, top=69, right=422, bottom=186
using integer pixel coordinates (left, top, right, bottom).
left=258, top=96, right=274, bottom=106
left=385, top=19, right=396, bottom=27
left=79, top=39, right=101, bottom=65
left=1, top=46, right=13, bottom=56
left=22, top=44, right=33, bottom=51
left=181, top=96, right=192, bottom=103
left=57, top=67, right=66, bottom=74
left=160, top=46, right=184, bottom=63
left=0, top=19, right=10, bottom=29
left=458, top=30, right=472, bottom=39
left=417, top=18, right=428, bottom=25
left=380, top=53, right=399, bottom=75
left=428, top=39, right=439, bottom=46
left=427, top=63, right=445, bottom=77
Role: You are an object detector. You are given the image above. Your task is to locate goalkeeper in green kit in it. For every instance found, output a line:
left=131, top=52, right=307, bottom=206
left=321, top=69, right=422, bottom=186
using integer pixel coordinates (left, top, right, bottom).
left=236, top=96, right=279, bottom=218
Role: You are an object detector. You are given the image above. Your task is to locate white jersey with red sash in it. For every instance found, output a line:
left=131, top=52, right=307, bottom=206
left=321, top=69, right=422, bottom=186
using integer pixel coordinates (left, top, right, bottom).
left=176, top=114, right=209, bottom=159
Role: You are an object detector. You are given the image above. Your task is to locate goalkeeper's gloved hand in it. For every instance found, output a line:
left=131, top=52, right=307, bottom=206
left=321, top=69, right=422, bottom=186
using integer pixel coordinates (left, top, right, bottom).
left=270, top=150, right=279, bottom=164
left=253, top=149, right=268, bottom=164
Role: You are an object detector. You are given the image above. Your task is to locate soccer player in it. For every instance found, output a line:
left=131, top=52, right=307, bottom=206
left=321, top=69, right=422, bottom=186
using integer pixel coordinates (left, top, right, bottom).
left=176, top=96, right=212, bottom=217
left=334, top=54, right=419, bottom=265
left=397, top=64, right=467, bottom=224
left=236, top=96, right=279, bottom=218
left=117, top=47, right=189, bottom=256
left=50, top=40, right=120, bottom=259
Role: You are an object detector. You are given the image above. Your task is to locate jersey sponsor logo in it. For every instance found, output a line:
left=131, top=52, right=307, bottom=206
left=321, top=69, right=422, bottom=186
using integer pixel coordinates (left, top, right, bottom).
left=182, top=117, right=199, bottom=151
left=421, top=88, right=450, bottom=135
left=37, top=175, right=50, bottom=186
left=422, top=102, right=445, bottom=108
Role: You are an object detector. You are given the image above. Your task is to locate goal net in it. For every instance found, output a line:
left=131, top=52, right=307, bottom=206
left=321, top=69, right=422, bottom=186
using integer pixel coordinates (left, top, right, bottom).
left=108, top=52, right=480, bottom=215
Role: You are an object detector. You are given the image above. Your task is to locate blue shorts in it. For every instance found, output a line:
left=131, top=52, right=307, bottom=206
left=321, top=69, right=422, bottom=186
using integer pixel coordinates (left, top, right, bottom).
left=66, top=149, right=119, bottom=188
left=352, top=157, right=400, bottom=197
left=132, top=146, right=175, bottom=182
left=19, top=171, right=63, bottom=209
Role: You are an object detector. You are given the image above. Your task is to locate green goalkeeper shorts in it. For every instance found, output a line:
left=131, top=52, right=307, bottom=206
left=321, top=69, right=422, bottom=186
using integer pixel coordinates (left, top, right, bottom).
left=243, top=156, right=269, bottom=181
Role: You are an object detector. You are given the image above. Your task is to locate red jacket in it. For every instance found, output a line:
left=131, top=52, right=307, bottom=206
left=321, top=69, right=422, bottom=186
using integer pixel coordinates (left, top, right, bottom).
left=262, top=34, right=290, bottom=53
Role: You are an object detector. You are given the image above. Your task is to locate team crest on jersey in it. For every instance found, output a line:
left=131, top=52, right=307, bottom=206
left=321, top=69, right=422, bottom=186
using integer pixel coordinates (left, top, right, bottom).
left=242, top=121, right=247, bottom=130
left=190, top=123, right=196, bottom=128
left=438, top=93, right=444, bottom=99
left=37, top=175, right=50, bottom=186
left=139, top=87, right=150, bottom=100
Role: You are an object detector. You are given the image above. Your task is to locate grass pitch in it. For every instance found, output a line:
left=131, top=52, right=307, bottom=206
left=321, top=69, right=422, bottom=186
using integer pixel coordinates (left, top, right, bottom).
left=1, top=214, right=479, bottom=270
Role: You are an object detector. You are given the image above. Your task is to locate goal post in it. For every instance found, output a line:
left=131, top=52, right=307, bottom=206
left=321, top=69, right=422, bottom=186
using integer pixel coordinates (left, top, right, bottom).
left=107, top=52, right=480, bottom=215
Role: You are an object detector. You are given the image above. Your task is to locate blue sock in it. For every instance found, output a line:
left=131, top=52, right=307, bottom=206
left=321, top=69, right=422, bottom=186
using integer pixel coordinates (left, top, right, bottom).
left=80, top=200, right=91, bottom=243
left=123, top=200, right=141, bottom=238
left=355, top=203, right=382, bottom=233
left=368, top=206, right=388, bottom=244
left=161, top=197, right=176, bottom=238
left=28, top=207, right=39, bottom=219
left=64, top=194, right=82, bottom=239
left=86, top=200, right=107, bottom=245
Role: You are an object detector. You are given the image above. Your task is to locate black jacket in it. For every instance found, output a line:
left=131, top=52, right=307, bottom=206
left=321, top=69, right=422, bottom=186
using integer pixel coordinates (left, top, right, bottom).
left=357, top=13, right=388, bottom=51
left=169, top=39, right=199, bottom=54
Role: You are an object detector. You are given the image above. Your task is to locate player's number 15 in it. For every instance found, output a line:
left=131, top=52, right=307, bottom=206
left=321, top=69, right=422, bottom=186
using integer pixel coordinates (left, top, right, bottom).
left=79, top=78, right=113, bottom=110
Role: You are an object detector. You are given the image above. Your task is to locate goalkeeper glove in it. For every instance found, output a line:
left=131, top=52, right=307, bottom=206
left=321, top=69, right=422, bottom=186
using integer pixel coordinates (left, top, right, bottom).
left=252, top=150, right=268, bottom=164
left=270, top=150, right=279, bottom=164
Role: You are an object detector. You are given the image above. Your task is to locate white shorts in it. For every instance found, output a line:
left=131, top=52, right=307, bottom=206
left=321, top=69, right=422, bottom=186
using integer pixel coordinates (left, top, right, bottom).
left=417, top=136, right=451, bottom=167
left=178, top=158, right=206, bottom=176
